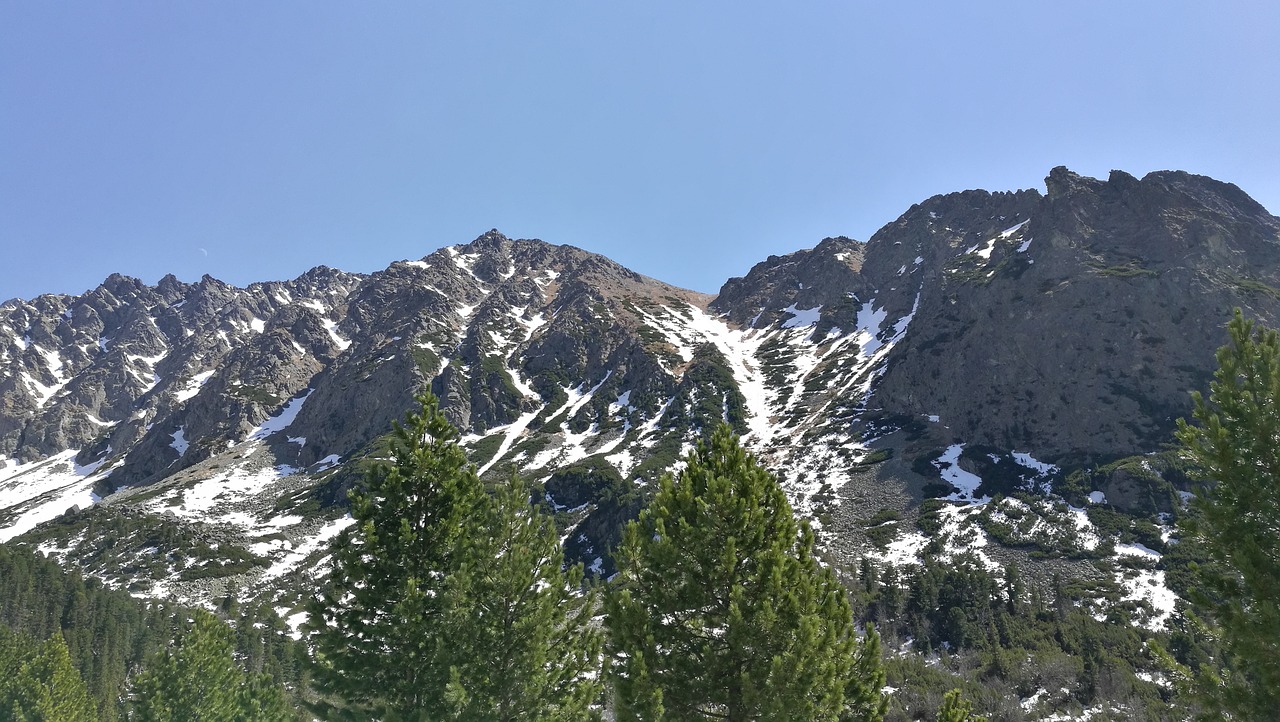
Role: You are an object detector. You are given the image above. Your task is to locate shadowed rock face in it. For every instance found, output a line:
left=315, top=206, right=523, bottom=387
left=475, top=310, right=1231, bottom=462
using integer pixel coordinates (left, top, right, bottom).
left=711, top=236, right=868, bottom=331
left=277, top=231, right=713, bottom=475
left=859, top=168, right=1280, bottom=464
left=0, top=231, right=717, bottom=489
left=703, top=168, right=1280, bottom=465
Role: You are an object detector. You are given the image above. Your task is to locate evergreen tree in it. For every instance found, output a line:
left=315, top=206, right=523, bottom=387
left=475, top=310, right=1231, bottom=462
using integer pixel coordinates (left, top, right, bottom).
left=1171, top=309, right=1280, bottom=719
left=0, top=625, right=36, bottom=711
left=131, top=610, right=295, bottom=722
left=307, top=392, right=602, bottom=720
left=440, top=473, right=603, bottom=721
left=307, top=392, right=487, bottom=719
left=605, top=424, right=887, bottom=721
left=7, top=632, right=96, bottom=722
left=935, top=689, right=986, bottom=722
left=841, top=624, right=887, bottom=722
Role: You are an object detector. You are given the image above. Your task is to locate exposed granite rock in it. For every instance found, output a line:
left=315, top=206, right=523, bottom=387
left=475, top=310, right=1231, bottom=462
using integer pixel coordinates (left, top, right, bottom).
left=865, top=168, right=1280, bottom=465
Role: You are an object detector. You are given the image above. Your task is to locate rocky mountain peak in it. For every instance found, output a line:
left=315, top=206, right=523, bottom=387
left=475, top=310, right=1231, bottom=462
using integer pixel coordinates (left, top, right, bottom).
left=711, top=235, right=865, bottom=328
left=1044, top=165, right=1105, bottom=199
left=865, top=168, right=1280, bottom=465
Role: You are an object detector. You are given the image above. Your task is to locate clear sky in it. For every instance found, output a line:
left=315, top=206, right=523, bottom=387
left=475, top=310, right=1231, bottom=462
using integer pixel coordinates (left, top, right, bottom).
left=3, top=2, right=1277, bottom=301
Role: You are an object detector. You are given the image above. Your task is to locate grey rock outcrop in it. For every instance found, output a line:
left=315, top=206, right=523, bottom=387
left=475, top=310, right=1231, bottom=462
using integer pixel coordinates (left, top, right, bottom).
left=864, top=168, right=1280, bottom=464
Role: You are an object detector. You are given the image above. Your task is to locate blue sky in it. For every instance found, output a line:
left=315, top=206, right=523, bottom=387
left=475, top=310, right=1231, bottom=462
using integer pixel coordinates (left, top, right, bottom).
left=3, top=2, right=1277, bottom=300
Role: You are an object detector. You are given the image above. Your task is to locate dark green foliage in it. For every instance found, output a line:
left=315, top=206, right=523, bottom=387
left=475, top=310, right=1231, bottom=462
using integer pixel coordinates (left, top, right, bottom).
left=866, top=509, right=902, bottom=526
left=916, top=499, right=947, bottom=535
left=307, top=392, right=488, bottom=718
left=942, top=255, right=1017, bottom=286
left=848, top=552, right=1176, bottom=720
left=478, top=354, right=523, bottom=401
left=935, top=689, right=986, bottom=722
left=757, top=335, right=803, bottom=390
left=272, top=482, right=329, bottom=517
left=0, top=626, right=36, bottom=706
left=529, top=385, right=572, bottom=430
left=903, top=558, right=1007, bottom=652
left=606, top=425, right=887, bottom=721
left=307, top=391, right=602, bottom=721
left=863, top=518, right=899, bottom=549
left=661, top=344, right=749, bottom=435
left=1089, top=260, right=1159, bottom=278
left=1167, top=309, right=1280, bottom=719
left=441, top=473, right=603, bottom=721
left=0, top=543, right=181, bottom=720
left=1084, top=506, right=1165, bottom=552
left=920, top=481, right=953, bottom=499
left=2, top=631, right=96, bottom=722
left=227, top=383, right=284, bottom=407
left=853, top=449, right=893, bottom=467
left=131, top=610, right=296, bottom=722
left=629, top=433, right=685, bottom=483
left=1227, top=275, right=1280, bottom=300
left=22, top=506, right=267, bottom=589
left=973, top=497, right=1107, bottom=559
left=409, top=340, right=441, bottom=376
left=911, top=451, right=944, bottom=479
left=177, top=544, right=268, bottom=580
left=1057, top=452, right=1187, bottom=515
left=547, top=456, right=646, bottom=576
left=465, top=432, right=506, bottom=468
left=545, top=456, right=627, bottom=510
left=0, top=543, right=307, bottom=720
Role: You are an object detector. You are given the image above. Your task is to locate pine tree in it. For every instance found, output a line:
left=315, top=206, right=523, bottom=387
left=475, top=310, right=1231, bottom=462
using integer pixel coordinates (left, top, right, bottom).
left=132, top=610, right=295, bottom=722
left=605, top=424, right=887, bottom=722
left=8, top=632, right=96, bottom=722
left=1171, top=309, right=1280, bottom=719
left=307, top=392, right=487, bottom=719
left=841, top=623, right=887, bottom=722
left=935, top=689, right=986, bottom=722
left=439, top=473, right=603, bottom=721
left=307, top=392, right=602, bottom=720
left=0, top=626, right=35, bottom=711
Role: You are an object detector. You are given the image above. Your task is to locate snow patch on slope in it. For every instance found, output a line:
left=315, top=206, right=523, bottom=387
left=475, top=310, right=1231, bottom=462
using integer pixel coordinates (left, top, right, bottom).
left=249, top=391, right=312, bottom=441
left=0, top=451, right=108, bottom=542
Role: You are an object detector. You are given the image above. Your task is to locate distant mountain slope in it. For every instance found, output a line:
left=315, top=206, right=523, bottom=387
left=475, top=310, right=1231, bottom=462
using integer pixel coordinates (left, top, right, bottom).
left=2, top=169, right=1277, bottom=644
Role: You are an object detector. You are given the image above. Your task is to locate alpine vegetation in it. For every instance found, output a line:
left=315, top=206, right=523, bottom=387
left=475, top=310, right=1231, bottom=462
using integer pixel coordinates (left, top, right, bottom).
left=305, top=392, right=602, bottom=721
left=606, top=425, right=887, bottom=721
left=1164, top=310, right=1280, bottom=720
left=131, top=611, right=295, bottom=722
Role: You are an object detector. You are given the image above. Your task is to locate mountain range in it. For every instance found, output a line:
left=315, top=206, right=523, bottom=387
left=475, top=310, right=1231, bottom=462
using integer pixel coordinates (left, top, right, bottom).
left=2, top=166, right=1278, bottom=646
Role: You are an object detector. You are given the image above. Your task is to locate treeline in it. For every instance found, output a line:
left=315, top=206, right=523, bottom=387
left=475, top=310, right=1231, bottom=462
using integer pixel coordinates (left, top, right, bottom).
left=847, top=553, right=1185, bottom=720
left=291, top=311, right=1279, bottom=721
left=0, top=544, right=306, bottom=720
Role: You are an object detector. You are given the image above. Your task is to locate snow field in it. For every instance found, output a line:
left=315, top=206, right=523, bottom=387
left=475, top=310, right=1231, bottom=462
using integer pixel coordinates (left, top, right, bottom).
left=0, top=450, right=107, bottom=542
left=248, top=390, right=312, bottom=441
left=175, top=369, right=215, bottom=402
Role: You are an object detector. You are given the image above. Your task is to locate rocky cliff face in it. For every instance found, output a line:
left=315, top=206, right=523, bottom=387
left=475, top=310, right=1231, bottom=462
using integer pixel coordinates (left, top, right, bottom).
left=861, top=168, right=1280, bottom=465
left=2, top=168, right=1278, bottom=628
left=0, top=267, right=362, bottom=469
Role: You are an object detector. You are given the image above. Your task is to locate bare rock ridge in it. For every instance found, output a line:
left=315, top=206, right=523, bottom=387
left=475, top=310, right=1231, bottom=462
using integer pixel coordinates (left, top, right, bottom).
left=861, top=167, right=1280, bottom=464
left=1, top=167, right=1278, bottom=606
